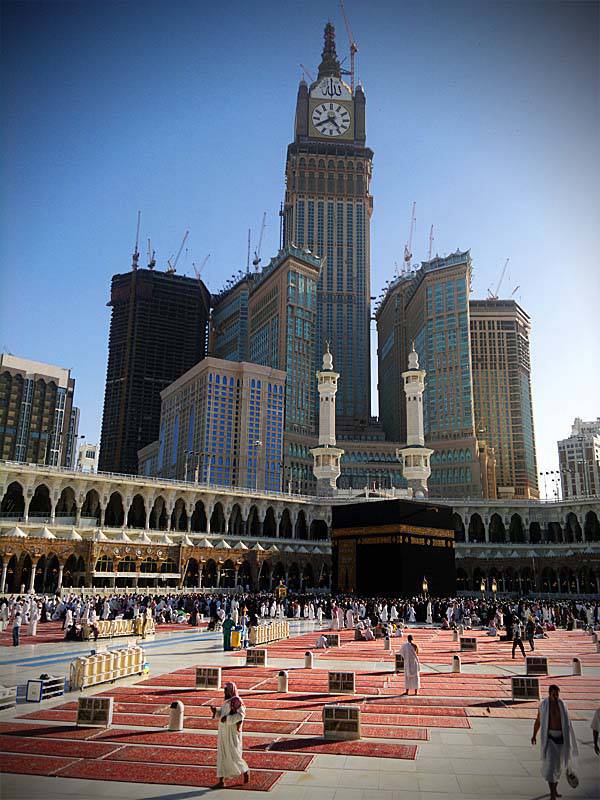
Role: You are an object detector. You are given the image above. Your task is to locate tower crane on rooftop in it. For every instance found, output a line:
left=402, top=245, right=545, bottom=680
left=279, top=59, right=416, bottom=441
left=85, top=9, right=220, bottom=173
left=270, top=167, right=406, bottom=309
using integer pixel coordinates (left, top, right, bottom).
left=167, top=230, right=189, bottom=273
left=252, top=212, right=267, bottom=271
left=487, top=257, right=510, bottom=299
left=147, top=238, right=156, bottom=269
left=403, top=202, right=416, bottom=270
left=132, top=210, right=141, bottom=270
left=339, top=0, right=358, bottom=91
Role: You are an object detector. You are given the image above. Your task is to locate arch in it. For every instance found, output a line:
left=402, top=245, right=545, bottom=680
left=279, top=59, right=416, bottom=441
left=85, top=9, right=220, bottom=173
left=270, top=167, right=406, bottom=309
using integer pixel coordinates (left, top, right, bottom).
left=456, top=568, right=468, bottom=591
left=319, top=562, right=330, bottom=588
left=95, top=554, right=114, bottom=572
left=149, top=496, right=168, bottom=530
left=19, top=553, right=33, bottom=592
left=452, top=513, right=465, bottom=543
left=62, top=554, right=78, bottom=588
left=529, top=521, right=541, bottom=544
left=541, top=567, right=557, bottom=593
left=105, top=491, right=125, bottom=527
left=564, top=512, right=582, bottom=543
left=295, top=510, right=307, bottom=539
left=140, top=556, right=158, bottom=573
left=191, top=500, right=207, bottom=533
left=203, top=558, right=218, bottom=588
left=520, top=566, right=535, bottom=594
left=55, top=486, right=76, bottom=517
left=228, top=504, right=243, bottom=537
left=509, top=513, right=525, bottom=543
left=34, top=555, right=47, bottom=593
left=584, top=510, right=600, bottom=542
left=246, top=506, right=260, bottom=537
left=302, top=562, right=315, bottom=589
left=309, top=519, right=328, bottom=540
left=44, top=554, right=60, bottom=592
left=468, top=513, right=485, bottom=543
left=258, top=561, right=270, bottom=591
left=263, top=507, right=277, bottom=537
left=127, top=494, right=146, bottom=528
left=272, top=561, right=286, bottom=585
left=171, top=498, right=187, bottom=532
left=288, top=562, right=300, bottom=590
left=81, top=489, right=101, bottom=523
left=279, top=509, right=292, bottom=538
left=504, top=567, right=516, bottom=592
left=472, top=567, right=485, bottom=593
left=4, top=554, right=18, bottom=593
left=117, top=555, right=136, bottom=573
left=238, top=560, right=252, bottom=590
left=489, top=513, right=506, bottom=543
left=579, top=567, right=596, bottom=593
left=210, top=502, right=226, bottom=534
left=29, top=484, right=51, bottom=517
left=221, top=559, right=236, bottom=588
left=183, top=557, right=199, bottom=587
left=1, top=481, right=25, bottom=516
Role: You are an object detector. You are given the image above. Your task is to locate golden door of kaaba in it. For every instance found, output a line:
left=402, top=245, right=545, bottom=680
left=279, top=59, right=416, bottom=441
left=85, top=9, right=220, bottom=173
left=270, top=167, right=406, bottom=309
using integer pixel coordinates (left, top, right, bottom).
left=331, top=499, right=455, bottom=596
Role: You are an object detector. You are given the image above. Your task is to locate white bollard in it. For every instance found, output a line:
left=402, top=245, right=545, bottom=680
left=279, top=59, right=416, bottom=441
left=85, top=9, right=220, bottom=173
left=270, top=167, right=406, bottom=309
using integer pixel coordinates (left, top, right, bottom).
left=458, top=625, right=464, bottom=636
left=453, top=629, right=459, bottom=642
left=278, top=670, right=289, bottom=693
left=168, top=700, right=184, bottom=731
left=592, top=633, right=598, bottom=644
left=383, top=637, right=391, bottom=651
left=305, top=651, right=314, bottom=669
left=572, top=658, right=582, bottom=676
left=452, top=655, right=461, bottom=673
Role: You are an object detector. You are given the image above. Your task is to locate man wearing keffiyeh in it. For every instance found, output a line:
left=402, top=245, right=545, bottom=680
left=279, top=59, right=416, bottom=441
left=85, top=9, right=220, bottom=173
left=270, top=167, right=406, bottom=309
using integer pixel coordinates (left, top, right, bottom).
left=211, top=681, right=249, bottom=788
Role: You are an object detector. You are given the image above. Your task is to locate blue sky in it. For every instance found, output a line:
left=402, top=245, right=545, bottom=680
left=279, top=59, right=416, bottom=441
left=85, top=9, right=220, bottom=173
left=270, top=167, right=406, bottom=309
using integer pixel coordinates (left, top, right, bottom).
left=1, top=0, right=598, bottom=486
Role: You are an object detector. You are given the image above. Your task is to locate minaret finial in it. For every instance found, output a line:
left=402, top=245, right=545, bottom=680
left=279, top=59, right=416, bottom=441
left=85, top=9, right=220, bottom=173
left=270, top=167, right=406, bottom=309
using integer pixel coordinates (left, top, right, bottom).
left=317, top=22, right=341, bottom=80
left=408, top=342, right=419, bottom=370
left=323, top=341, right=333, bottom=371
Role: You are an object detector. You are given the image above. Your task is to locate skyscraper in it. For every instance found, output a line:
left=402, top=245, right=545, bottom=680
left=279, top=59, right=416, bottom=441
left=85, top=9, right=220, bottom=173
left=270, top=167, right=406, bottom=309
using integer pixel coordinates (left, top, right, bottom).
left=282, top=23, right=372, bottom=424
left=376, top=252, right=490, bottom=498
left=470, top=299, right=539, bottom=499
left=0, top=353, right=78, bottom=467
left=557, top=417, right=600, bottom=499
left=99, top=266, right=210, bottom=475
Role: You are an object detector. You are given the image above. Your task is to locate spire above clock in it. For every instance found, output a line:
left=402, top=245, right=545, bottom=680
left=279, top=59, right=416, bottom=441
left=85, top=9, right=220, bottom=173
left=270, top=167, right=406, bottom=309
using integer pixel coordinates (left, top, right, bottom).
left=317, top=22, right=341, bottom=80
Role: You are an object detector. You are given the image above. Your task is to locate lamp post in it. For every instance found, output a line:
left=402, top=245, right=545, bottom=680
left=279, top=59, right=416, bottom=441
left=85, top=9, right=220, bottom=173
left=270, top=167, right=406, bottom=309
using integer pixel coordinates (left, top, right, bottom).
left=422, top=576, right=428, bottom=598
left=480, top=578, right=486, bottom=599
left=491, top=577, right=497, bottom=603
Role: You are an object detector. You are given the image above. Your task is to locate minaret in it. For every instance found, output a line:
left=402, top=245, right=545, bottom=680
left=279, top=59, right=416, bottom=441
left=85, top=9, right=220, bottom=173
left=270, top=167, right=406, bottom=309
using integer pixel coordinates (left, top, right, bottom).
left=311, top=343, right=344, bottom=496
left=398, top=344, right=433, bottom=498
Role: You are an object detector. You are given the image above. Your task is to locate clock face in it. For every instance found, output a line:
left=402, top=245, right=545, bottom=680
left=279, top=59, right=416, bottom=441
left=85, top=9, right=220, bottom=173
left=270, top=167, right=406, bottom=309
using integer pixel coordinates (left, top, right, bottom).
left=311, top=102, right=351, bottom=137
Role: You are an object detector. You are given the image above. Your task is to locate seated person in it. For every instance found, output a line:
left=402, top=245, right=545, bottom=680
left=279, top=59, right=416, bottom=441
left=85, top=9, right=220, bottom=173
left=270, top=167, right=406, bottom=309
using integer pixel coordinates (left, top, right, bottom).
left=363, top=626, right=375, bottom=641
left=64, top=624, right=84, bottom=642
left=441, top=618, right=450, bottom=630
left=315, top=634, right=329, bottom=649
left=463, top=614, right=472, bottom=629
left=487, top=621, right=498, bottom=636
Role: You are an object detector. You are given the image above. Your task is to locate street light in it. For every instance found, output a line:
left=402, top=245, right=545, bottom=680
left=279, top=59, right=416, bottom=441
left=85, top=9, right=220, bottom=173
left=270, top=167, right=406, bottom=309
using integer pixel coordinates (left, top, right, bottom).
left=422, top=576, right=428, bottom=597
left=480, top=578, right=486, bottom=598
left=491, top=577, right=497, bottom=601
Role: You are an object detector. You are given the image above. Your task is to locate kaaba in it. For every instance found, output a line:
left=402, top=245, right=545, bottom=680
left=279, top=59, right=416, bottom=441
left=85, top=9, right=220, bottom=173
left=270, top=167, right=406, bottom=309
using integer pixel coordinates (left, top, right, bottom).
left=331, top=498, right=455, bottom=596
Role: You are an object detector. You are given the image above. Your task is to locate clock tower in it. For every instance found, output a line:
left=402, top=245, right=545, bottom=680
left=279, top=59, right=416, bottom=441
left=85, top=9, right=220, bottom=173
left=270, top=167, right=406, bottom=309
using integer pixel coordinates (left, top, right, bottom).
left=283, top=23, right=373, bottom=426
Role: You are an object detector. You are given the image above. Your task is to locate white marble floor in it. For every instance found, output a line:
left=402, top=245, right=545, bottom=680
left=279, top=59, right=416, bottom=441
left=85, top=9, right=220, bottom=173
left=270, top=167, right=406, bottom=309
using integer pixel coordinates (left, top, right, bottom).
left=1, top=621, right=598, bottom=800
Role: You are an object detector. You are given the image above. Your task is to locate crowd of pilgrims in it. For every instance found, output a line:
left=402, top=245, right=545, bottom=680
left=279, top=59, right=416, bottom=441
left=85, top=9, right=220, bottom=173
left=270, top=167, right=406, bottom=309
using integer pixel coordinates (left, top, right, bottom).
left=2, top=590, right=599, bottom=646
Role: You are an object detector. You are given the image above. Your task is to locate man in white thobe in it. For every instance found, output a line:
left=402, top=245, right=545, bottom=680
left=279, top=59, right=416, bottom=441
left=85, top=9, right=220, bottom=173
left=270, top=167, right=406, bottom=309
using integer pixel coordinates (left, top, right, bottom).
left=531, top=685, right=578, bottom=800
left=28, top=602, right=40, bottom=636
left=400, top=634, right=421, bottom=695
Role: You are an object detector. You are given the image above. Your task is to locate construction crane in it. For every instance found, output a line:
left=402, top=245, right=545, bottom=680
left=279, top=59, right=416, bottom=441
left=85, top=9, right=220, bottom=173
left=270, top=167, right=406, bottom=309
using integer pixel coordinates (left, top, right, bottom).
left=339, top=0, right=358, bottom=91
left=246, top=228, right=251, bottom=273
left=403, top=202, right=416, bottom=270
left=147, top=238, right=156, bottom=269
left=300, top=63, right=315, bottom=82
left=132, top=210, right=141, bottom=270
left=428, top=225, right=434, bottom=261
left=252, top=212, right=267, bottom=270
left=487, top=257, right=510, bottom=299
left=167, top=230, right=189, bottom=273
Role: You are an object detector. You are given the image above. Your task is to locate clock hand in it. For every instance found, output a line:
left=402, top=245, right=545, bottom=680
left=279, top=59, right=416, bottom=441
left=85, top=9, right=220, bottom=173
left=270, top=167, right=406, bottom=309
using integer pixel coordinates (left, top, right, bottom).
left=315, top=117, right=332, bottom=127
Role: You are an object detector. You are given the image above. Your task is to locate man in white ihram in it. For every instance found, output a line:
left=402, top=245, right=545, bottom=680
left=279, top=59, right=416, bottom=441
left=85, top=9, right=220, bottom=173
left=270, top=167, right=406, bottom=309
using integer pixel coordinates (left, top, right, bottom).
left=399, top=634, right=420, bottom=696
left=531, top=684, right=578, bottom=800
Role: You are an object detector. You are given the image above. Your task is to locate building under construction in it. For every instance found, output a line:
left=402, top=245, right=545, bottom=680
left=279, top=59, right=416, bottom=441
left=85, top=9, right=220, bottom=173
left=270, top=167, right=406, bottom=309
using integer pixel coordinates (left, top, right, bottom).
left=99, top=267, right=210, bottom=476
